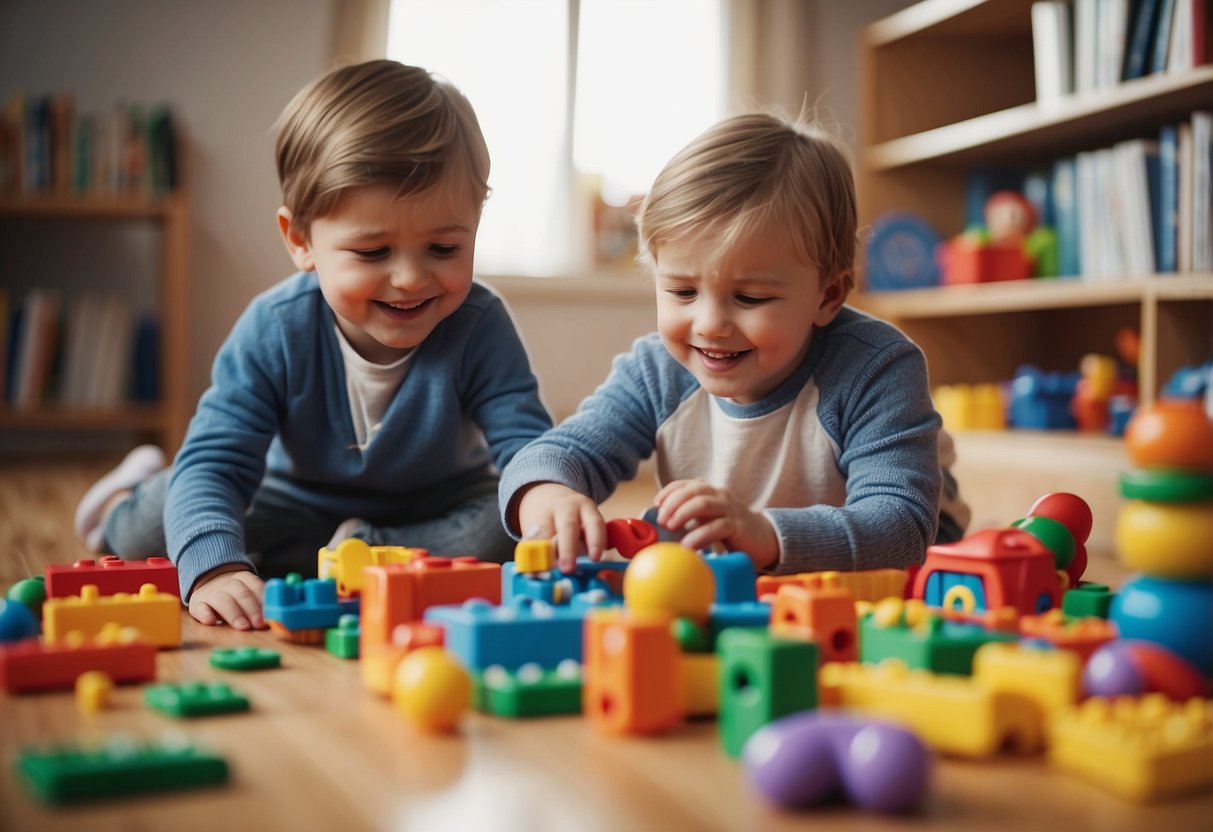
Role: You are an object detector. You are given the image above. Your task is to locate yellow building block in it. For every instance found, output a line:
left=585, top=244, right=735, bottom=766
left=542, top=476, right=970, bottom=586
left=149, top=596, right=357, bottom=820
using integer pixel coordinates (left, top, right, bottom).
left=514, top=539, right=555, bottom=574
left=43, top=584, right=180, bottom=648
left=680, top=653, right=718, bottom=716
left=819, top=659, right=1042, bottom=756
left=317, top=539, right=421, bottom=596
left=933, top=383, right=1005, bottom=431
left=972, top=642, right=1082, bottom=716
left=1049, top=695, right=1213, bottom=802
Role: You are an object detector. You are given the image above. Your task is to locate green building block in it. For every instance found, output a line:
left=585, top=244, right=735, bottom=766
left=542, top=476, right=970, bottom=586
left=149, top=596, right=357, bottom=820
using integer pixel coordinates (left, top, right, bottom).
left=144, top=681, right=250, bottom=718
left=475, top=661, right=583, bottom=717
left=1062, top=582, right=1115, bottom=619
left=16, top=735, right=228, bottom=804
left=325, top=614, right=360, bottom=659
left=670, top=617, right=713, bottom=653
left=858, top=612, right=1017, bottom=675
left=717, top=628, right=817, bottom=757
left=209, top=646, right=281, bottom=671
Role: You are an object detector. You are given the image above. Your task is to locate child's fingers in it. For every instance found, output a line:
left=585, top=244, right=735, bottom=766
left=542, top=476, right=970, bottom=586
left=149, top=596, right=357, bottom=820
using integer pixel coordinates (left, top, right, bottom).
left=661, top=492, right=723, bottom=534
left=200, top=591, right=253, bottom=631
left=554, top=511, right=584, bottom=573
left=226, top=576, right=266, bottom=629
left=679, top=516, right=732, bottom=552
left=580, top=504, right=607, bottom=561
left=655, top=480, right=714, bottom=527
left=189, top=598, right=221, bottom=627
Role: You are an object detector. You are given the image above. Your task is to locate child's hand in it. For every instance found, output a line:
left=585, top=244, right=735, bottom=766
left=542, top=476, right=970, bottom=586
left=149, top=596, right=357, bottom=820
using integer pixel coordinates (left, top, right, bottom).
left=188, top=565, right=265, bottom=630
left=516, top=482, right=606, bottom=573
left=654, top=479, right=779, bottom=570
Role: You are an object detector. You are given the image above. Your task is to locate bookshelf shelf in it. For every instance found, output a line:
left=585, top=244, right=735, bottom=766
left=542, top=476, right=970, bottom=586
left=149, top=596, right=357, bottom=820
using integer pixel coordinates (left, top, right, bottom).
left=0, top=192, right=190, bottom=454
left=856, top=0, right=1213, bottom=553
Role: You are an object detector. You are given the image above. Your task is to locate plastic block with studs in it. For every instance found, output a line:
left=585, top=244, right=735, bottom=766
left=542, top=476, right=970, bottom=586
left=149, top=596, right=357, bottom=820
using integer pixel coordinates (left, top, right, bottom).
left=1018, top=610, right=1117, bottom=660
left=263, top=575, right=343, bottom=639
left=209, top=647, right=281, bottom=672
left=43, top=584, right=180, bottom=648
left=45, top=556, right=179, bottom=600
left=360, top=557, right=501, bottom=653
left=859, top=599, right=1016, bottom=675
left=703, top=551, right=757, bottom=603
left=769, top=580, right=858, bottom=663
left=144, top=681, right=250, bottom=718
left=16, top=735, right=229, bottom=804
left=425, top=596, right=597, bottom=671
left=1061, top=582, right=1115, bottom=619
left=317, top=538, right=422, bottom=597
left=757, top=568, right=909, bottom=605
left=717, top=627, right=818, bottom=757
left=708, top=600, right=771, bottom=638
left=326, top=614, right=360, bottom=659
left=0, top=625, right=156, bottom=692
left=475, top=661, right=583, bottom=717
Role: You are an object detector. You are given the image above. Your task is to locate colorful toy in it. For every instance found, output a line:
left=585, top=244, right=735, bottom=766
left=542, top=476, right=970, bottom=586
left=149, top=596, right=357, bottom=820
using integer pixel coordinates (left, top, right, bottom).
left=1083, top=640, right=1207, bottom=701
left=425, top=596, right=592, bottom=671
left=1116, top=500, right=1213, bottom=577
left=932, top=383, right=1006, bottom=431
left=1125, top=398, right=1213, bottom=470
left=584, top=607, right=684, bottom=735
left=209, top=647, right=281, bottom=672
left=42, top=584, right=181, bottom=648
left=475, top=661, right=582, bottom=718
left=743, top=712, right=930, bottom=813
left=702, top=551, right=756, bottom=604
left=391, top=646, right=470, bottom=732
left=0, top=598, right=40, bottom=643
left=717, top=628, right=818, bottom=757
left=1016, top=611, right=1116, bottom=660
left=45, top=556, right=179, bottom=600
left=16, top=735, right=229, bottom=804
left=769, top=581, right=858, bottom=663
left=604, top=517, right=659, bottom=559
left=316, top=538, right=421, bottom=597
left=360, top=557, right=501, bottom=654
left=263, top=574, right=343, bottom=643
left=1024, top=492, right=1092, bottom=585
left=1120, top=468, right=1213, bottom=503
left=6, top=577, right=46, bottom=618
left=912, top=527, right=1062, bottom=616
left=144, top=681, right=251, bottom=718
left=75, top=670, right=114, bottom=713
left=859, top=599, right=1016, bottom=675
left=938, top=190, right=1057, bottom=285
left=1008, top=365, right=1079, bottom=430
left=756, top=569, right=909, bottom=605
left=623, top=542, right=716, bottom=623
left=0, top=625, right=156, bottom=692
left=681, top=652, right=719, bottom=716
left=1111, top=575, right=1213, bottom=676
left=513, top=538, right=555, bottom=573
left=970, top=642, right=1082, bottom=715
left=1049, top=695, right=1213, bottom=802
left=325, top=614, right=360, bottom=659
left=708, top=600, right=772, bottom=638
left=360, top=622, right=445, bottom=697
left=1061, top=582, right=1114, bottom=619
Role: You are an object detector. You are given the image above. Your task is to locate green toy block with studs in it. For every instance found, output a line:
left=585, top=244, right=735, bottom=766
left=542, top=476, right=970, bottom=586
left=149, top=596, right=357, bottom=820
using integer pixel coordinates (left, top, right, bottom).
left=716, top=627, right=818, bottom=757
left=144, top=681, right=250, bottom=718
left=209, top=646, right=281, bottom=671
left=474, top=660, right=584, bottom=717
left=1061, top=582, right=1115, bottom=619
left=858, top=606, right=1017, bottom=675
left=325, top=614, right=361, bottom=659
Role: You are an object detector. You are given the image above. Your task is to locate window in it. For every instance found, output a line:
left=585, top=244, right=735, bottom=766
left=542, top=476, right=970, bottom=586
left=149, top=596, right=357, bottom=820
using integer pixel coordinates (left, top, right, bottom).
left=387, top=0, right=724, bottom=276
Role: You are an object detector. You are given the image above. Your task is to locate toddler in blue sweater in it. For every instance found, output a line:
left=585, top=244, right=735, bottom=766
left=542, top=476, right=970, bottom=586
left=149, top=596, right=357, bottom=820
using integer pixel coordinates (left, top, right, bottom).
left=75, top=61, right=552, bottom=628
left=501, top=112, right=968, bottom=573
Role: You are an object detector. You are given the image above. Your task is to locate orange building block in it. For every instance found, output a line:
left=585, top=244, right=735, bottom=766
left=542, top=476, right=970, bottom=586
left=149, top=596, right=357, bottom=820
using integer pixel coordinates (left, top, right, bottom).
left=583, top=608, right=684, bottom=734
left=1019, top=610, right=1117, bottom=660
left=768, top=580, right=857, bottom=663
left=756, top=568, right=907, bottom=604
left=43, top=584, right=181, bottom=648
left=362, top=623, right=446, bottom=697
left=360, top=557, right=500, bottom=653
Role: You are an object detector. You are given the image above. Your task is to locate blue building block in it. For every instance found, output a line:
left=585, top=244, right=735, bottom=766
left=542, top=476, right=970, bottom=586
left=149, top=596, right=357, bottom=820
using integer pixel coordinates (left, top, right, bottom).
left=709, top=600, right=771, bottom=640
left=425, top=596, right=606, bottom=670
left=1009, top=365, right=1079, bottom=430
left=263, top=575, right=342, bottom=632
left=502, top=558, right=629, bottom=606
left=705, top=552, right=757, bottom=603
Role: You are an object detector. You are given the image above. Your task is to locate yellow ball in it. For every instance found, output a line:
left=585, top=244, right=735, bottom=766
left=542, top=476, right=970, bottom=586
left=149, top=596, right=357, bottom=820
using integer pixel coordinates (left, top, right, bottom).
left=391, top=647, right=470, bottom=732
left=1117, top=500, right=1213, bottom=576
left=623, top=542, right=716, bottom=619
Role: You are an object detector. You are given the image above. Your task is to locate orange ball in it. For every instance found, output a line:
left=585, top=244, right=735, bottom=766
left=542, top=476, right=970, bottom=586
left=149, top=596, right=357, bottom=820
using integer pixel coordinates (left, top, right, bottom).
left=623, top=543, right=716, bottom=620
left=391, top=647, right=469, bottom=732
left=1124, top=399, right=1213, bottom=471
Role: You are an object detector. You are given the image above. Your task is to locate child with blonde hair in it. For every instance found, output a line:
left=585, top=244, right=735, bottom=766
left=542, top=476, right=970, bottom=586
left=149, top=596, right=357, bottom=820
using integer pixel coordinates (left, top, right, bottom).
left=76, top=60, right=552, bottom=628
left=502, top=111, right=968, bottom=573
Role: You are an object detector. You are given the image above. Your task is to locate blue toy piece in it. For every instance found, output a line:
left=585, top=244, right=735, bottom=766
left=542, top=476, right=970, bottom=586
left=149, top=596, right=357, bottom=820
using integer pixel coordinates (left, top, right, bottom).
left=1009, top=365, right=1080, bottom=430
left=705, top=552, right=757, bottom=604
left=0, top=598, right=40, bottom=643
left=502, top=557, right=628, bottom=606
left=1161, top=359, right=1213, bottom=401
left=1110, top=574, right=1213, bottom=676
left=263, top=575, right=343, bottom=632
left=709, top=600, right=772, bottom=640
left=864, top=212, right=942, bottom=292
left=425, top=595, right=607, bottom=671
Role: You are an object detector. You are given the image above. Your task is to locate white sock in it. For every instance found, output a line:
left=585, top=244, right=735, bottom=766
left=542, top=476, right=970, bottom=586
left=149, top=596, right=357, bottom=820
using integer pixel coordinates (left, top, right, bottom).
left=74, top=445, right=167, bottom=552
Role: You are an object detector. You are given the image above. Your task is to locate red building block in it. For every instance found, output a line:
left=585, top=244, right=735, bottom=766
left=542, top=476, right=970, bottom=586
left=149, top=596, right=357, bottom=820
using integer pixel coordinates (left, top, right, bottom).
left=45, top=556, right=180, bottom=600
left=361, top=557, right=501, bottom=653
left=0, top=630, right=156, bottom=692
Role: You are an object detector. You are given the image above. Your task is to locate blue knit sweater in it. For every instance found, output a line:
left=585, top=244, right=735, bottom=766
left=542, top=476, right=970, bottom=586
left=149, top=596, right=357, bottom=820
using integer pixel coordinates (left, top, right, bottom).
left=499, top=306, right=942, bottom=573
left=167, top=272, right=552, bottom=596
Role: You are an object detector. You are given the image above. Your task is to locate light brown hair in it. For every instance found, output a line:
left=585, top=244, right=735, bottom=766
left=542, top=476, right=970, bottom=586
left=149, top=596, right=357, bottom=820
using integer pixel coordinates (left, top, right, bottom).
left=637, top=112, right=857, bottom=293
left=275, top=59, right=490, bottom=233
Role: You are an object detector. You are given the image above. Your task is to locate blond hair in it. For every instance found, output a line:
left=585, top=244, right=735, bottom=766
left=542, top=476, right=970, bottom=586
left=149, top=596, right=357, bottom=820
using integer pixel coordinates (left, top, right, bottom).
left=637, top=112, right=856, bottom=292
left=275, top=59, right=490, bottom=232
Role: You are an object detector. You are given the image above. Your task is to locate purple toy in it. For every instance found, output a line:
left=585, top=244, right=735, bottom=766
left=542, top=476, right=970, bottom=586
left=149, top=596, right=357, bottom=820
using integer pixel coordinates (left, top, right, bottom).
left=742, top=712, right=930, bottom=813
left=1083, top=641, right=1146, bottom=697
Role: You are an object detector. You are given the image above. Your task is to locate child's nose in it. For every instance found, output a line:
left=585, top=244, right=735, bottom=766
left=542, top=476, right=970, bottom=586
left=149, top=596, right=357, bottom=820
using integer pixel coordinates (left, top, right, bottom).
left=694, top=302, right=732, bottom=338
left=390, top=257, right=429, bottom=290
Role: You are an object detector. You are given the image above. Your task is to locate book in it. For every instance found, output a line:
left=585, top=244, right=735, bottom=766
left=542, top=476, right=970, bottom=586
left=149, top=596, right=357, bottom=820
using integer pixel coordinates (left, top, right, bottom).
left=1178, top=120, right=1194, bottom=272
left=1153, top=0, right=1180, bottom=72
left=1157, top=124, right=1180, bottom=272
left=1052, top=156, right=1082, bottom=276
left=1097, top=0, right=1131, bottom=88
left=1113, top=139, right=1159, bottom=276
left=1125, top=0, right=1164, bottom=79
left=1032, top=1, right=1075, bottom=102
left=1074, top=0, right=1100, bottom=93
left=1192, top=110, right=1212, bottom=272
left=1166, top=0, right=1207, bottom=71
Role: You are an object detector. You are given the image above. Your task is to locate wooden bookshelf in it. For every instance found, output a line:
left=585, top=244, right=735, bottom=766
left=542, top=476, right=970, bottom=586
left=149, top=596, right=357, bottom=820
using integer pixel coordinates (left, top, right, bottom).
left=854, top=0, right=1213, bottom=551
left=0, top=193, right=190, bottom=454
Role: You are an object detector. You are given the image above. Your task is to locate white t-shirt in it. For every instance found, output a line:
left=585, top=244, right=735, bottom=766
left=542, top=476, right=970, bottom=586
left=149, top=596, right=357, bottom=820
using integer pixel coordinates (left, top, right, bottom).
left=334, top=325, right=416, bottom=449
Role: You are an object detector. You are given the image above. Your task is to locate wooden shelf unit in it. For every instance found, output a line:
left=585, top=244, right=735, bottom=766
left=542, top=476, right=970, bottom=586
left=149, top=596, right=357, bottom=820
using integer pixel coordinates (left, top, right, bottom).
left=0, top=193, right=190, bottom=454
left=854, top=0, right=1213, bottom=551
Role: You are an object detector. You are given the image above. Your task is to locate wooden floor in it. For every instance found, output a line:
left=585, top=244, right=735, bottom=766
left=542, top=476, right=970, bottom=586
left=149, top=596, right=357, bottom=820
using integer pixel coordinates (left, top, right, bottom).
left=0, top=454, right=661, bottom=585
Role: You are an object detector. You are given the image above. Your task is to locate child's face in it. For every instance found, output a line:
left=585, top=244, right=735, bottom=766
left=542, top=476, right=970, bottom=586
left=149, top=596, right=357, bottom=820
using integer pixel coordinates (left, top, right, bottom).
left=279, top=183, right=480, bottom=364
left=654, top=224, right=844, bottom=404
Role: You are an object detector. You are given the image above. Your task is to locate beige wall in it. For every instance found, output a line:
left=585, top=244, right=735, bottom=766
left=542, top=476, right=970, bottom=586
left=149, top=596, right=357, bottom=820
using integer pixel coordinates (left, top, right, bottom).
left=0, top=0, right=911, bottom=440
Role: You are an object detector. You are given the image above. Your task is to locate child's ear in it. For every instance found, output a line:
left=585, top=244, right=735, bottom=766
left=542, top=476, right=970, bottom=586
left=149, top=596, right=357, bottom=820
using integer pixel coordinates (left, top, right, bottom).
left=812, top=271, right=850, bottom=327
left=277, top=207, right=315, bottom=272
